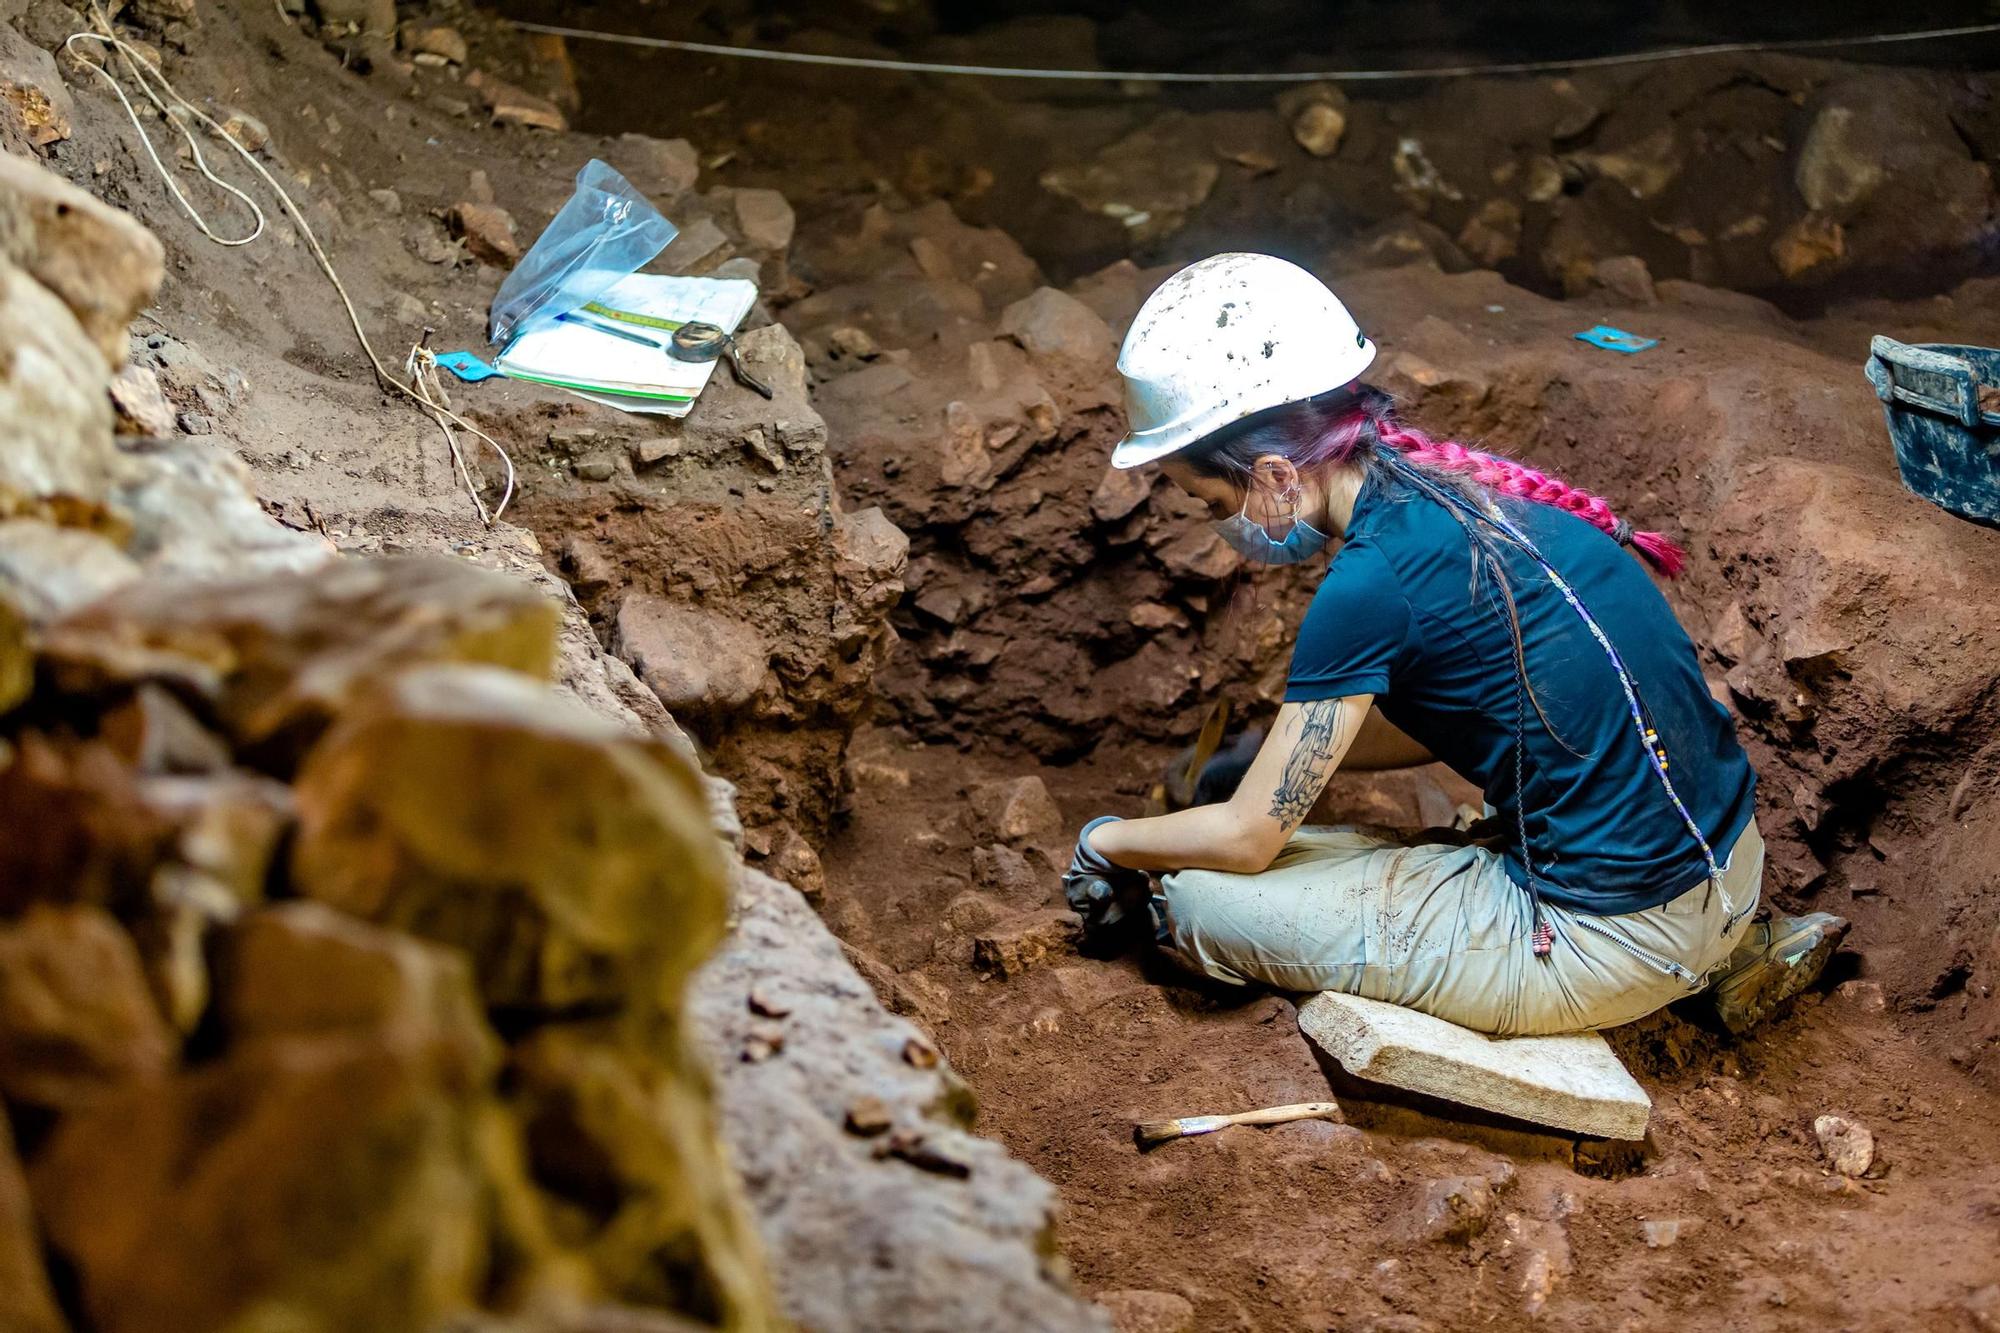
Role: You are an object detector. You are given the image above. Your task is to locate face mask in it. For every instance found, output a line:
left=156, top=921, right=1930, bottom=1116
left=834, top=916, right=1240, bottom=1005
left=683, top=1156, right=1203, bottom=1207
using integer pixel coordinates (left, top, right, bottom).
left=1214, top=490, right=1330, bottom=566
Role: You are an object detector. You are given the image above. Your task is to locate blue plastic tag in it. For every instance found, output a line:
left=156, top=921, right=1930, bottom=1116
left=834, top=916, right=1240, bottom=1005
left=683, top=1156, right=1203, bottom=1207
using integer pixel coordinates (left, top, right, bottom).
left=436, top=350, right=504, bottom=382
left=1574, top=325, right=1658, bottom=354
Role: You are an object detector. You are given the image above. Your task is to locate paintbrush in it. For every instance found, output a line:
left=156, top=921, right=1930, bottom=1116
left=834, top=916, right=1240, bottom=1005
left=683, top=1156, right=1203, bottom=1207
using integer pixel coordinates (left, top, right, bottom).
left=1133, top=1101, right=1342, bottom=1148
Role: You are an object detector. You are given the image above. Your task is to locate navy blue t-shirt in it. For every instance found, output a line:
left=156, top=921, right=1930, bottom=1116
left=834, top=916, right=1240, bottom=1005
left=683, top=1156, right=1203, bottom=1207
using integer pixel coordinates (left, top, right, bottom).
left=1285, top=472, right=1756, bottom=915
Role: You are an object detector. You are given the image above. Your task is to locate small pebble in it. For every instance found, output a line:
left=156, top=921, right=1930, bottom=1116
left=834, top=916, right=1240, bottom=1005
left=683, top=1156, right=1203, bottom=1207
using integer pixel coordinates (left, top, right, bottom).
left=845, top=1095, right=893, bottom=1137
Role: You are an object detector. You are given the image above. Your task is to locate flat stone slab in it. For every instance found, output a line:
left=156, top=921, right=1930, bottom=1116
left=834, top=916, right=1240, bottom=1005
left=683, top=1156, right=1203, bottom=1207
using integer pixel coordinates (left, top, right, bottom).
left=1297, top=991, right=1651, bottom=1140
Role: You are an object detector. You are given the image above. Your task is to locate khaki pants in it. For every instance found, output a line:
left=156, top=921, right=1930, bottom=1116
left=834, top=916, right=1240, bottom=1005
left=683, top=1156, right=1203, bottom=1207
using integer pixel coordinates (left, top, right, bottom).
left=1160, top=820, right=1763, bottom=1036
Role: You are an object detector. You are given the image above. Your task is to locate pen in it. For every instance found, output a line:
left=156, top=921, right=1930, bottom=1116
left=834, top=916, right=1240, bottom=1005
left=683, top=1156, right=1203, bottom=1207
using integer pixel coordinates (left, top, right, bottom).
left=556, top=310, right=665, bottom=349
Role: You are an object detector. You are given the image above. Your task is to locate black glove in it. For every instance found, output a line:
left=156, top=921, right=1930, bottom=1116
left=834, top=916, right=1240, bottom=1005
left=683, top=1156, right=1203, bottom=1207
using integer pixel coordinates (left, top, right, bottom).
left=1063, top=816, right=1150, bottom=936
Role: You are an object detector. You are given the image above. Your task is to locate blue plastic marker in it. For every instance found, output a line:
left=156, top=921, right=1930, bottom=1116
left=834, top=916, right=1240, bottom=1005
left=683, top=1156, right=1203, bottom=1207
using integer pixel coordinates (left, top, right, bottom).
left=1575, top=325, right=1658, bottom=354
left=435, top=350, right=504, bottom=382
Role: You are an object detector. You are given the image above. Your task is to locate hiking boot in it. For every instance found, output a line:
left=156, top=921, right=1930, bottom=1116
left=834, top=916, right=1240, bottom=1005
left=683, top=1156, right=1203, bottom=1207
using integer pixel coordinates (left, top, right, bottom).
left=1709, top=912, right=1850, bottom=1035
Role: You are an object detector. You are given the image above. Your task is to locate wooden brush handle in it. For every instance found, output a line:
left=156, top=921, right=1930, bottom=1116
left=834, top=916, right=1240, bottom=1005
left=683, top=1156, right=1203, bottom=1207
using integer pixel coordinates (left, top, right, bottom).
left=1221, top=1102, right=1341, bottom=1129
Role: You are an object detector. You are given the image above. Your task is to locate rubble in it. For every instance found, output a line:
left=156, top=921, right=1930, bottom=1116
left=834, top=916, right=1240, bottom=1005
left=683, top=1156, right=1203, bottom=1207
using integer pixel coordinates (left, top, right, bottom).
left=1813, top=1114, right=1876, bottom=1177
left=447, top=201, right=521, bottom=267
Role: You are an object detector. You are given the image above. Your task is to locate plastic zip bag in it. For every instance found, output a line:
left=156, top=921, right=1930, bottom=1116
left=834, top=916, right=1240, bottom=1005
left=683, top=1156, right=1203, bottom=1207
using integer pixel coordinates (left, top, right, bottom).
left=488, top=159, right=677, bottom=346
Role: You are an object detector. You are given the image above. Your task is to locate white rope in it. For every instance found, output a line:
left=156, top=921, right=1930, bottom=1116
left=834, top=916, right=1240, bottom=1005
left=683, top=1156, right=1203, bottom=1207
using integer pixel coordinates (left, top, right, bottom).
left=507, top=18, right=2000, bottom=84
left=68, top=9, right=517, bottom=525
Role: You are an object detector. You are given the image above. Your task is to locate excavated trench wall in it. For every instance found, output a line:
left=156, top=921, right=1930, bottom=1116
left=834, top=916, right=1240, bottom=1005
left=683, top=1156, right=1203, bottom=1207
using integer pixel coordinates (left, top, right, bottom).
left=786, top=197, right=2000, bottom=1084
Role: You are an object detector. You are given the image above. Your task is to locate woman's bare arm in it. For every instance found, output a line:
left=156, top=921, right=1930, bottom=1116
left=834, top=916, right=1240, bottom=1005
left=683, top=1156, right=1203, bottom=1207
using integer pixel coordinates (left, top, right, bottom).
left=1341, top=706, right=1435, bottom=770
left=1087, top=694, right=1373, bottom=875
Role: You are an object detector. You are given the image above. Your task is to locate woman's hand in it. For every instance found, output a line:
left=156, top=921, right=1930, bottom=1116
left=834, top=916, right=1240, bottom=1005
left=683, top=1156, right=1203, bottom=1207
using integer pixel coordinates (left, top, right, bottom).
left=1063, top=816, right=1151, bottom=934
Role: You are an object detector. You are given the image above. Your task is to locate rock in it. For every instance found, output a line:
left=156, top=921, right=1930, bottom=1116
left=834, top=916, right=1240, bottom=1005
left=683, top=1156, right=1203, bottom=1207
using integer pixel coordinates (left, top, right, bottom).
left=466, top=70, right=567, bottom=131
left=0, top=904, right=175, bottom=1113
left=1155, top=526, right=1239, bottom=581
left=1641, top=1217, right=1699, bottom=1248
left=219, top=902, right=496, bottom=1068
left=1040, top=113, right=1220, bottom=242
left=1130, top=602, right=1186, bottom=632
left=1796, top=105, right=1882, bottom=213
left=399, top=22, right=467, bottom=64
left=610, top=133, right=699, bottom=200
left=1090, top=464, right=1151, bottom=523
left=1771, top=214, right=1845, bottom=279
left=97, top=684, right=232, bottom=774
left=1570, top=126, right=1681, bottom=200
left=967, top=774, right=1062, bottom=845
left=109, top=436, right=334, bottom=577
left=1523, top=154, right=1565, bottom=203
left=0, top=1113, right=65, bottom=1333
left=1098, top=1289, right=1196, bottom=1333
left=692, top=868, right=1097, bottom=1331
left=30, top=1016, right=496, bottom=1333
left=0, top=263, right=118, bottom=527
left=219, top=110, right=269, bottom=154
left=311, top=0, right=394, bottom=33
left=830, top=506, right=909, bottom=618
left=42, top=556, right=556, bottom=767
left=573, top=458, right=615, bottom=483
left=766, top=821, right=826, bottom=902
left=1290, top=102, right=1347, bottom=158
left=1275, top=82, right=1348, bottom=158
left=973, top=907, right=1076, bottom=978
left=845, top=1095, right=894, bottom=1136
left=110, top=363, right=176, bottom=436
left=1410, top=1175, right=1495, bottom=1244
left=972, top=843, right=1042, bottom=899
left=659, top=215, right=730, bottom=273
left=367, top=186, right=402, bottom=214
left=612, top=593, right=769, bottom=720
left=1297, top=990, right=1652, bottom=1139
left=631, top=437, right=679, bottom=468
left=1591, top=254, right=1657, bottom=304
left=733, top=187, right=796, bottom=254
left=1456, top=199, right=1522, bottom=268
left=447, top=201, right=520, bottom=268
left=0, top=592, right=29, bottom=717
left=0, top=24, right=73, bottom=150
left=291, top=663, right=728, bottom=1013
left=1813, top=1113, right=1875, bottom=1177
left=0, top=519, right=139, bottom=620
left=999, top=287, right=1115, bottom=368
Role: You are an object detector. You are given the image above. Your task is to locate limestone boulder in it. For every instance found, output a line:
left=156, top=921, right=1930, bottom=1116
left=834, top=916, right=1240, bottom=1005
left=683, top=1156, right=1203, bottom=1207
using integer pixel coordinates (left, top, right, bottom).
left=0, top=903, right=175, bottom=1113
left=218, top=902, right=497, bottom=1071
left=506, top=1021, right=773, bottom=1317
left=0, top=262, right=119, bottom=527
left=0, top=519, right=140, bottom=621
left=30, top=1019, right=495, bottom=1333
left=290, top=663, right=728, bottom=1014
left=39, top=556, right=559, bottom=769
left=0, top=23, right=74, bottom=151
left=0, top=1115, right=65, bottom=1333
left=0, top=153, right=163, bottom=371
left=109, top=436, right=334, bottom=576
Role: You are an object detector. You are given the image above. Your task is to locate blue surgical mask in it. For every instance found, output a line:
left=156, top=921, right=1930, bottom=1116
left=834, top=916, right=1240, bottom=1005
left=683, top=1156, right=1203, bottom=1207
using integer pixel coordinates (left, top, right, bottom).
left=1214, top=494, right=1330, bottom=565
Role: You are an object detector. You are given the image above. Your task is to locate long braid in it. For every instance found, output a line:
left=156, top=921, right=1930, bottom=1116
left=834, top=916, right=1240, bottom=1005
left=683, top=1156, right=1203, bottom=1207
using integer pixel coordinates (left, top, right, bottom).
left=1372, top=423, right=1688, bottom=577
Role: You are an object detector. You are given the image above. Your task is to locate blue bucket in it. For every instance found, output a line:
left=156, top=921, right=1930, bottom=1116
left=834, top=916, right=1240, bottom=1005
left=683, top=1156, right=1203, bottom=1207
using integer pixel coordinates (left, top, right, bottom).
left=1864, top=336, right=2000, bottom=530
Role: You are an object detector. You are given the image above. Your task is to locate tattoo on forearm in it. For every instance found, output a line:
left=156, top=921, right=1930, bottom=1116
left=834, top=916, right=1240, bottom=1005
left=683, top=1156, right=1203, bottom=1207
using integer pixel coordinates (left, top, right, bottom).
left=1268, top=699, right=1349, bottom=827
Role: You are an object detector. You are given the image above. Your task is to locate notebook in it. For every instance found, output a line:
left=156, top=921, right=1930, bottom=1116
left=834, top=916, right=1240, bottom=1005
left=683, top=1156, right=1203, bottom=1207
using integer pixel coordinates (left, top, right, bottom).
left=494, top=273, right=759, bottom=417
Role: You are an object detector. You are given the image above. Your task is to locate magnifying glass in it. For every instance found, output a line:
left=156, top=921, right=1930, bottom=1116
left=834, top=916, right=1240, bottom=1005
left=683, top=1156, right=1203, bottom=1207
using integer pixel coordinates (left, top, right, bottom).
left=669, top=321, right=774, bottom=399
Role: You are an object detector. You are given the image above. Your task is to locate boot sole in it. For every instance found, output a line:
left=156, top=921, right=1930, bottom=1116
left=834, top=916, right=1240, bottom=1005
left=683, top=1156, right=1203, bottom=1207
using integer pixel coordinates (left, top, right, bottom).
left=1713, top=913, right=1851, bottom=1035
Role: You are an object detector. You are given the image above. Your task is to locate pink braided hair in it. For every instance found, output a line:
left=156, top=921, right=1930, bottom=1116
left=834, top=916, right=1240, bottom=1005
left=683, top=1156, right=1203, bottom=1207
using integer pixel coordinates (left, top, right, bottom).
left=1278, top=391, right=1688, bottom=578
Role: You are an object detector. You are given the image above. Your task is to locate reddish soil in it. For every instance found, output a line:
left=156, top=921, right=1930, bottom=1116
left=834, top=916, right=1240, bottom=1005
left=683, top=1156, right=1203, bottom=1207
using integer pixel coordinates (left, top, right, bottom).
left=824, top=729, right=2000, bottom=1331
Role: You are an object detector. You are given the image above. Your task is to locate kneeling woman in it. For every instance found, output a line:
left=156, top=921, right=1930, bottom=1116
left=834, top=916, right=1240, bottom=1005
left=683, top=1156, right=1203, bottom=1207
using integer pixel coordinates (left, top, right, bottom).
left=1066, top=253, right=1843, bottom=1037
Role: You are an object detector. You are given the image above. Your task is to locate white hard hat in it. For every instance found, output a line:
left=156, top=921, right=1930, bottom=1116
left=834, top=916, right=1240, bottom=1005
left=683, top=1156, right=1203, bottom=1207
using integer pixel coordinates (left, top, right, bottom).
left=1111, top=252, right=1376, bottom=470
